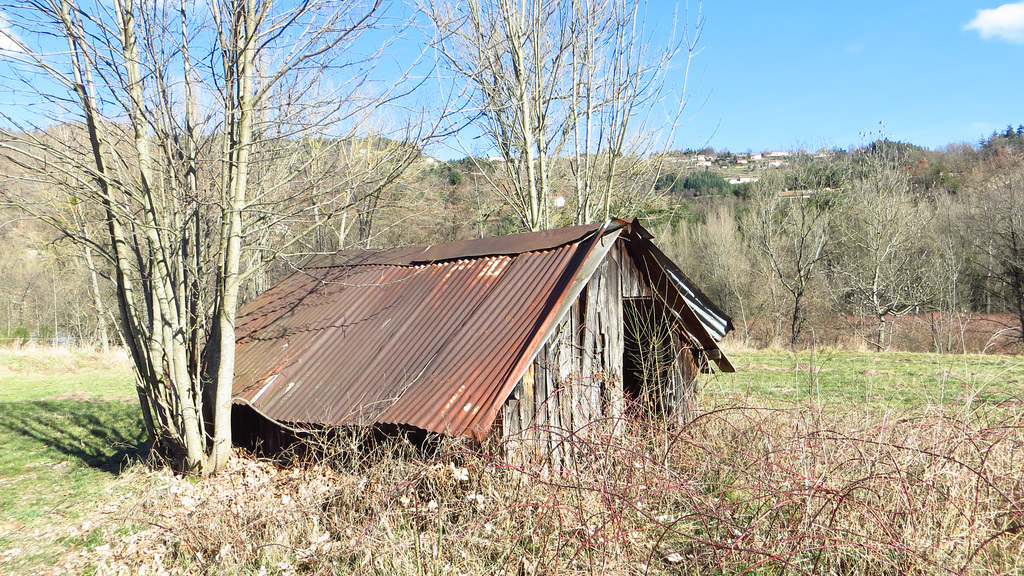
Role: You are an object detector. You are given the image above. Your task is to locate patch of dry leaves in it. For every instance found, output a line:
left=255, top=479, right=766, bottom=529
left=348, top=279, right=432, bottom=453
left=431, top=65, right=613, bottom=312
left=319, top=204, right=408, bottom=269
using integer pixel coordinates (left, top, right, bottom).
left=58, top=456, right=363, bottom=575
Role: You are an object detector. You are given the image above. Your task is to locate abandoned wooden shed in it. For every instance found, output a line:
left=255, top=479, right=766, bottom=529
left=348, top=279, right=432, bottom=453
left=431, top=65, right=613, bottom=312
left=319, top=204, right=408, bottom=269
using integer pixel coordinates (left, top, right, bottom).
left=231, top=218, right=734, bottom=456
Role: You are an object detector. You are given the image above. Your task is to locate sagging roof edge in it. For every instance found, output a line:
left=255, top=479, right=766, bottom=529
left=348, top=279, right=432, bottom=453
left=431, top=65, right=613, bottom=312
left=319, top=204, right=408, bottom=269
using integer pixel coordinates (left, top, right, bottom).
left=628, top=220, right=735, bottom=339
left=236, top=396, right=456, bottom=440
left=618, top=222, right=736, bottom=374
left=234, top=398, right=309, bottom=435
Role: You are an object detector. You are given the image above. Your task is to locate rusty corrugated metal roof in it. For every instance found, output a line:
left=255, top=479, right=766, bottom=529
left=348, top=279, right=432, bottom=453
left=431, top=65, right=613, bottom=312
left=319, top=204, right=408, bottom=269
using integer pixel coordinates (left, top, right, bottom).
left=233, top=222, right=611, bottom=440
left=232, top=219, right=734, bottom=440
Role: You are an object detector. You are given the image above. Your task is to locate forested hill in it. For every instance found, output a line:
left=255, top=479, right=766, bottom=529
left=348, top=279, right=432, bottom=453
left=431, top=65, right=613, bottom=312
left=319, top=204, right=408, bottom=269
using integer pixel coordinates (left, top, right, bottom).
left=3, top=123, right=1024, bottom=353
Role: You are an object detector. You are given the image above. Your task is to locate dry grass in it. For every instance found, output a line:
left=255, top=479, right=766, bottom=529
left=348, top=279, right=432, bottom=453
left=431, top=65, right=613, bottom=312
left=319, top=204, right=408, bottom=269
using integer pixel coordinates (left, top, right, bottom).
left=0, top=344, right=134, bottom=402
left=55, top=395, right=1024, bottom=576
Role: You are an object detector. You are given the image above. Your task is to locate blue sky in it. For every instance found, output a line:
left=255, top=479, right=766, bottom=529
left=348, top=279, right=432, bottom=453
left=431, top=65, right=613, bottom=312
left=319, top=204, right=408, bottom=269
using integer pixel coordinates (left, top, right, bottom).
left=1, top=1, right=1021, bottom=155
left=673, top=1, right=1024, bottom=153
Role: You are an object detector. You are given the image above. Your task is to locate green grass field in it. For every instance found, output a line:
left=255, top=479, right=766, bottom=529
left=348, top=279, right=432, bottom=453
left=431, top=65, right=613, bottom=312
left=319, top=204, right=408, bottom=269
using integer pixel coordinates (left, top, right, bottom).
left=714, top=347, right=1024, bottom=410
left=0, top=347, right=142, bottom=573
left=0, top=347, right=136, bottom=402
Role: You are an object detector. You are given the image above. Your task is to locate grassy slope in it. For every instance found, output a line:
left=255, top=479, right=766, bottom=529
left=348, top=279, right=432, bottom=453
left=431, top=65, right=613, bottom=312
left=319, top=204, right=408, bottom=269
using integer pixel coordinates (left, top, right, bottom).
left=715, top=347, right=1024, bottom=409
left=0, top=347, right=142, bottom=574
left=0, top=348, right=135, bottom=402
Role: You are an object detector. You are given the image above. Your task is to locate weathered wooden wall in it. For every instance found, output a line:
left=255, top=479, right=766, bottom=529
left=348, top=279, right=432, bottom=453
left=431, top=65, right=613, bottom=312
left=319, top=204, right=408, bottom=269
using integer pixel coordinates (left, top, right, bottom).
left=499, top=242, right=699, bottom=466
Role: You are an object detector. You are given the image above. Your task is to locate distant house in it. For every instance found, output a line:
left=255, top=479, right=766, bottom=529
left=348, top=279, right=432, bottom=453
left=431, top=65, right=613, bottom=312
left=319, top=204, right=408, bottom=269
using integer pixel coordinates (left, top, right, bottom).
left=231, top=219, right=734, bottom=460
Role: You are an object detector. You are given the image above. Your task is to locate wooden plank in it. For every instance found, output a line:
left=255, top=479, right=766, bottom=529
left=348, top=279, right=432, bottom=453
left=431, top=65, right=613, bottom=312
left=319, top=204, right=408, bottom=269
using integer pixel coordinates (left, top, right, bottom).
left=536, top=345, right=552, bottom=466
left=586, top=275, right=603, bottom=418
left=586, top=291, right=599, bottom=423
left=601, top=254, right=625, bottom=421
left=502, top=399, right=519, bottom=467
left=616, top=244, right=646, bottom=298
left=558, top=316, right=574, bottom=431
left=520, top=362, right=536, bottom=465
left=550, top=332, right=564, bottom=466
left=573, top=298, right=592, bottom=427
left=503, top=384, right=521, bottom=438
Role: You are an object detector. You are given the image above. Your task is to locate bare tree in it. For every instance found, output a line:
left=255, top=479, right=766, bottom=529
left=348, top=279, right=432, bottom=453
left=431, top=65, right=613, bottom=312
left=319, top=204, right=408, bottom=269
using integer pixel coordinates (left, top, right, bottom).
left=745, top=171, right=833, bottom=347
left=426, top=0, right=700, bottom=230
left=0, top=210, right=102, bottom=343
left=969, top=168, right=1024, bottom=346
left=0, top=0, right=437, bottom=473
left=922, top=195, right=972, bottom=353
left=830, top=150, right=933, bottom=350
left=658, top=200, right=754, bottom=342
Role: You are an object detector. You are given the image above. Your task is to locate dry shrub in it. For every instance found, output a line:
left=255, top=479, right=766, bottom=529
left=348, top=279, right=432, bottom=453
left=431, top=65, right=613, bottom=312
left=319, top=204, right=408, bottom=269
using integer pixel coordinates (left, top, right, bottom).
left=69, top=397, right=1024, bottom=575
left=734, top=313, right=1024, bottom=354
left=658, top=398, right=1024, bottom=575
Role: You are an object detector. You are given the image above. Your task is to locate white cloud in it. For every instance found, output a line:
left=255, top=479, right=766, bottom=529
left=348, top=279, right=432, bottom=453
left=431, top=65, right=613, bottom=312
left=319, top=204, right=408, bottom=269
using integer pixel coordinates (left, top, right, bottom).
left=965, top=2, right=1024, bottom=43
left=0, top=14, right=25, bottom=56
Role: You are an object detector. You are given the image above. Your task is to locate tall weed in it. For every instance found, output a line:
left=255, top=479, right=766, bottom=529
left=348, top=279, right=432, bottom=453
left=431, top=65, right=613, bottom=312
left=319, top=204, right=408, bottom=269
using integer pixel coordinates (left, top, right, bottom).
left=69, top=397, right=1024, bottom=575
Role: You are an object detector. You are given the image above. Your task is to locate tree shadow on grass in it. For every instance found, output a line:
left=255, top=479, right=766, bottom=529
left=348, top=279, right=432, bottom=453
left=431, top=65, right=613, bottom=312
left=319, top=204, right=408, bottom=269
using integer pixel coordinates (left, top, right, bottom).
left=0, top=400, right=150, bottom=474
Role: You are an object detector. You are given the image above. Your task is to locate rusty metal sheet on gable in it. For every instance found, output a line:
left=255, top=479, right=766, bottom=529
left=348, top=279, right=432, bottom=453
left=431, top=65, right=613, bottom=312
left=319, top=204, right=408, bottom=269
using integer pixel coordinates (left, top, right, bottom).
left=232, top=233, right=603, bottom=440
left=617, top=225, right=736, bottom=374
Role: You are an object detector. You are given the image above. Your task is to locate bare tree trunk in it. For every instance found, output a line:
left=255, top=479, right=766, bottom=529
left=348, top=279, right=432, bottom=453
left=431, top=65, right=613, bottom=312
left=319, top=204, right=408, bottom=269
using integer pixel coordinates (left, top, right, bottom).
left=115, top=0, right=206, bottom=470
left=2, top=0, right=439, bottom=474
left=83, top=244, right=109, bottom=352
left=208, top=0, right=258, bottom=473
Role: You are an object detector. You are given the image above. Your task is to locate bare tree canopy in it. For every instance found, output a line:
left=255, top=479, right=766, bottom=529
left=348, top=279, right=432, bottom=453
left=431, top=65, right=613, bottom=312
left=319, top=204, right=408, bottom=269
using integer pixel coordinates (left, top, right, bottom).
left=425, top=0, right=701, bottom=230
left=0, top=0, right=441, bottom=473
left=745, top=169, right=833, bottom=347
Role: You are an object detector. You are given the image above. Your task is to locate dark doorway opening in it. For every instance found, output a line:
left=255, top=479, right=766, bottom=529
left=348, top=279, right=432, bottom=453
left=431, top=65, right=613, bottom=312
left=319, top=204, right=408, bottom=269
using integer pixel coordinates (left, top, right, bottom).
left=622, top=297, right=674, bottom=412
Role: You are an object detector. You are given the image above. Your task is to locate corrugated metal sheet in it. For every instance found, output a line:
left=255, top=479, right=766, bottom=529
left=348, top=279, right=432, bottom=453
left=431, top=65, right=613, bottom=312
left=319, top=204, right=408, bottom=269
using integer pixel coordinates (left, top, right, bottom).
left=232, top=219, right=734, bottom=440
left=233, top=224, right=609, bottom=440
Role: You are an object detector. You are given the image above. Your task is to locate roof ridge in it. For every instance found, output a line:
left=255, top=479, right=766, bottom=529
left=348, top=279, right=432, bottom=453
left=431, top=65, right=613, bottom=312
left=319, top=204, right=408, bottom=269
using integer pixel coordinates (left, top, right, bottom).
left=299, top=222, right=609, bottom=269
